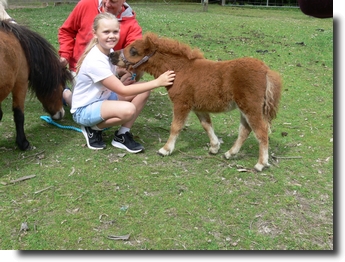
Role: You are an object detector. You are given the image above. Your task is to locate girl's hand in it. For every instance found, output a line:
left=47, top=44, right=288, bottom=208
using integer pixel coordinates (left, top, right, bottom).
left=116, top=67, right=128, bottom=78
left=121, top=72, right=136, bottom=86
left=157, top=70, right=175, bottom=87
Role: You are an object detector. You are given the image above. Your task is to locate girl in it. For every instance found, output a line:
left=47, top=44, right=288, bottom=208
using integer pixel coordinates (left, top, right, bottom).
left=71, top=12, right=175, bottom=152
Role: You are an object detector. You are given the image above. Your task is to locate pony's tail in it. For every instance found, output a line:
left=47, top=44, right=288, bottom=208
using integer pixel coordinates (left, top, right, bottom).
left=0, top=20, right=73, bottom=98
left=263, top=69, right=282, bottom=124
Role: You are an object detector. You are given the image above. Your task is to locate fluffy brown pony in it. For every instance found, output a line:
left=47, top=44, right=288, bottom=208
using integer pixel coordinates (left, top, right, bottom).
left=110, top=33, right=282, bottom=171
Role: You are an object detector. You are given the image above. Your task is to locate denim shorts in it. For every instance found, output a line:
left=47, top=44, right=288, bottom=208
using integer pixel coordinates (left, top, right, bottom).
left=72, top=92, right=118, bottom=127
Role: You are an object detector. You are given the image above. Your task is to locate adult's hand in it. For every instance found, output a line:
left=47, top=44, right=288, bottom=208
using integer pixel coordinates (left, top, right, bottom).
left=60, top=57, right=69, bottom=67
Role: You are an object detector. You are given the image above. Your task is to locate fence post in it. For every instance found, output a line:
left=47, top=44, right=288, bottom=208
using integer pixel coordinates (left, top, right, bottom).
left=203, top=0, right=208, bottom=12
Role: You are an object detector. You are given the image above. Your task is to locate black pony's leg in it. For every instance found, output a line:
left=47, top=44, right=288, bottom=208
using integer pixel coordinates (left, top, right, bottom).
left=13, top=107, right=30, bottom=150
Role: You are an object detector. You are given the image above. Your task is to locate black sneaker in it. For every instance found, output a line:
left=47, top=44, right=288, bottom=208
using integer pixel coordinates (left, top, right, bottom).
left=111, top=131, right=144, bottom=153
left=81, top=126, right=106, bottom=150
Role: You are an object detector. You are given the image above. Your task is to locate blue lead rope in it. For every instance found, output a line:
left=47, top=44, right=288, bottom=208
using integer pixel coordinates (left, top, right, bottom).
left=40, top=116, right=82, bottom=133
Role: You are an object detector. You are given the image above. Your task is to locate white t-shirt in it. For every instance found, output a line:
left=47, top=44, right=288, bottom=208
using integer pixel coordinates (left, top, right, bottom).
left=70, top=46, right=116, bottom=114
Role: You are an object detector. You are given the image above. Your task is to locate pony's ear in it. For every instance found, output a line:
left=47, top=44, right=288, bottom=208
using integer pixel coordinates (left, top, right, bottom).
left=144, top=32, right=157, bottom=52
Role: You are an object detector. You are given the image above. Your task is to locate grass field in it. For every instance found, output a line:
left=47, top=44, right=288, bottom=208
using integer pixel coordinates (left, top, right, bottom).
left=0, top=3, right=333, bottom=250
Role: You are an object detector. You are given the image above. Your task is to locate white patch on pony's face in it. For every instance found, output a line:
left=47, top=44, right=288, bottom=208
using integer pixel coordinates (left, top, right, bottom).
left=52, top=108, right=65, bottom=120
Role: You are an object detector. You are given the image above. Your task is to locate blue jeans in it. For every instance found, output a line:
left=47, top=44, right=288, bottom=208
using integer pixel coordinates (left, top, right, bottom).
left=72, top=92, right=118, bottom=127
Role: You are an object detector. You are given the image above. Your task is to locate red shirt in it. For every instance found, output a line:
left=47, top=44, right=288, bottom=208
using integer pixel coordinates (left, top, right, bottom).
left=58, top=0, right=142, bottom=71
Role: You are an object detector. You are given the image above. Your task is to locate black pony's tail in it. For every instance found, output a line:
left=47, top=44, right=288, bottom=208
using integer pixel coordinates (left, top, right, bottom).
left=0, top=20, right=73, bottom=97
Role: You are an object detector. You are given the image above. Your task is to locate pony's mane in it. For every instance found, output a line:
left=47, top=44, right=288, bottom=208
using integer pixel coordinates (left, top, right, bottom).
left=0, top=20, right=73, bottom=97
left=146, top=33, right=204, bottom=60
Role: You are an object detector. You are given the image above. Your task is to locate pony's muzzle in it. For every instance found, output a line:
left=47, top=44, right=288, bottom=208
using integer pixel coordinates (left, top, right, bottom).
left=52, top=108, right=65, bottom=120
left=109, top=52, right=126, bottom=68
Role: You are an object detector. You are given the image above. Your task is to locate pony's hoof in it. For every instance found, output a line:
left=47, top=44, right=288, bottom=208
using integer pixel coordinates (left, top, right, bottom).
left=209, top=144, right=220, bottom=154
left=18, top=142, right=33, bottom=151
left=224, top=151, right=235, bottom=160
left=157, top=151, right=165, bottom=157
left=254, top=162, right=270, bottom=172
left=157, top=148, right=171, bottom=156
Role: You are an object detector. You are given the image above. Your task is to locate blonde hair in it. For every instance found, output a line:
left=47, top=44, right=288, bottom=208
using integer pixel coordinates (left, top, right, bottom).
left=76, top=12, right=119, bottom=74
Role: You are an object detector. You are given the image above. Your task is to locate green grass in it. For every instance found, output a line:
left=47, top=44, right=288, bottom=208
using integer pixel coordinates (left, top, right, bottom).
left=0, top=3, right=333, bottom=250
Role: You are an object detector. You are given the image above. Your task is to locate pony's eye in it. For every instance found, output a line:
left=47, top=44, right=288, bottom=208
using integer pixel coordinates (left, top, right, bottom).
left=129, top=47, right=138, bottom=57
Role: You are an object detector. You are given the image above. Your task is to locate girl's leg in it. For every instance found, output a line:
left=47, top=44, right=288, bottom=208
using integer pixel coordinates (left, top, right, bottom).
left=96, top=100, right=136, bottom=129
left=117, top=91, right=150, bottom=129
left=96, top=100, right=145, bottom=153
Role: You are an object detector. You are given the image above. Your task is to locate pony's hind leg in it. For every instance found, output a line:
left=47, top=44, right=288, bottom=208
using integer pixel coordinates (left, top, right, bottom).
left=195, top=111, right=220, bottom=154
left=252, top=121, right=270, bottom=172
left=224, top=113, right=252, bottom=160
left=235, top=113, right=270, bottom=172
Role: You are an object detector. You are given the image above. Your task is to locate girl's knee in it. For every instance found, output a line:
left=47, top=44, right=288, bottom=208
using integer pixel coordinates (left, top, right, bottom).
left=124, top=103, right=137, bottom=118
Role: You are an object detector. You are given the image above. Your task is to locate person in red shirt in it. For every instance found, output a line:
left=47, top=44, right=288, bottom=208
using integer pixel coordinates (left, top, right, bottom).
left=59, top=0, right=150, bottom=150
left=59, top=0, right=142, bottom=73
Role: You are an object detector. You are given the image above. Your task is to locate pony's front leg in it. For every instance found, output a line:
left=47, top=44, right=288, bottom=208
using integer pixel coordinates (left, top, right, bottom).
left=157, top=133, right=178, bottom=156
left=12, top=83, right=31, bottom=150
left=195, top=112, right=220, bottom=154
left=158, top=106, right=190, bottom=156
left=13, top=107, right=30, bottom=150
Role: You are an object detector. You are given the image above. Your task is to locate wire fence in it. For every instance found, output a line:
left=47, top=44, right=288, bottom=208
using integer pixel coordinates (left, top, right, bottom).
left=7, top=0, right=78, bottom=6
left=7, top=0, right=78, bottom=5
left=6, top=0, right=299, bottom=7
left=219, top=0, right=299, bottom=6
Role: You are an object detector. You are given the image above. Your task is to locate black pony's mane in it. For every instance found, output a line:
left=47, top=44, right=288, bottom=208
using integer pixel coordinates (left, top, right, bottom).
left=145, top=32, right=205, bottom=60
left=0, top=20, right=73, bottom=97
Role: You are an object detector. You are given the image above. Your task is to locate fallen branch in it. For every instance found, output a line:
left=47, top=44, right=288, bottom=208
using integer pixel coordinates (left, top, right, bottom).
left=68, top=167, right=75, bottom=176
left=271, top=155, right=302, bottom=160
left=10, top=175, right=36, bottom=184
left=7, top=151, right=45, bottom=165
left=107, top=234, right=130, bottom=241
left=34, top=186, right=53, bottom=194
left=73, top=193, right=84, bottom=202
left=20, top=151, right=45, bottom=160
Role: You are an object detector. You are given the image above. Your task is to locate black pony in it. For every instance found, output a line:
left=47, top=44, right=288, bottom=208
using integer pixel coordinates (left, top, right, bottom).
left=0, top=20, right=73, bottom=150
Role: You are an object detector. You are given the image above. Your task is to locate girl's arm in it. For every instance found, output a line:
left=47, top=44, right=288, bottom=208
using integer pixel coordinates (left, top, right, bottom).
left=101, top=70, right=175, bottom=97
